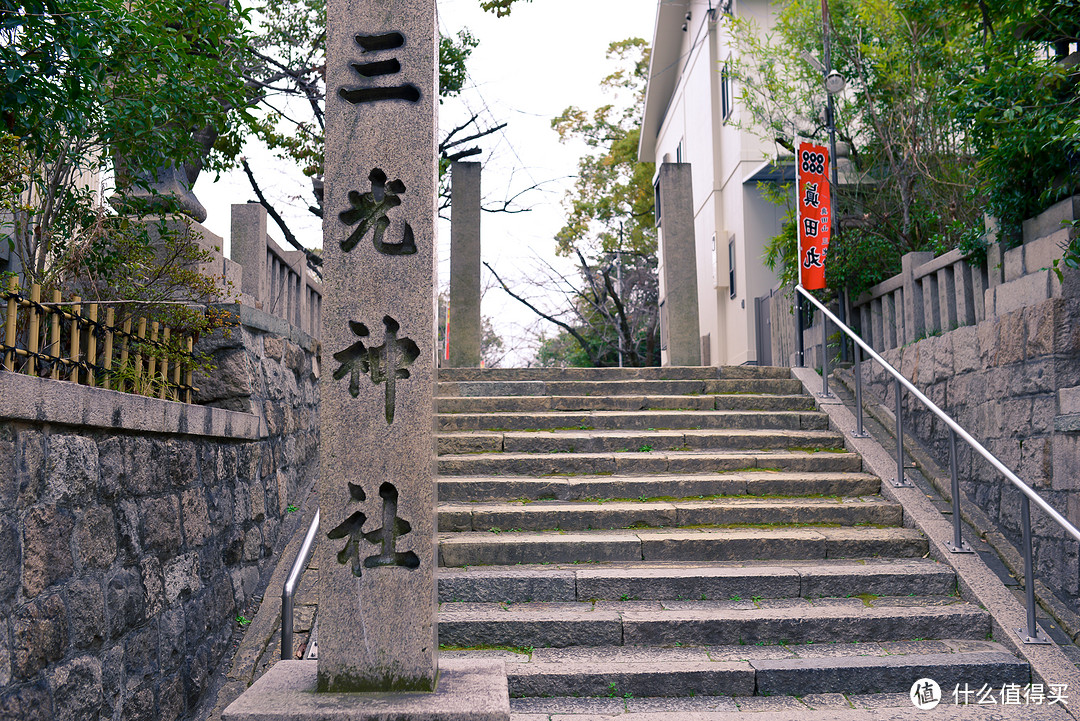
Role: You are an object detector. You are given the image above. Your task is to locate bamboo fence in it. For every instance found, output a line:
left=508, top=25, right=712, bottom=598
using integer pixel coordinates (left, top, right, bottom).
left=1, top=277, right=198, bottom=403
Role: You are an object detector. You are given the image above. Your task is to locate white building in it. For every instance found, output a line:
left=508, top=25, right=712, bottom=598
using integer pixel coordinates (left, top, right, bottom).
left=639, top=0, right=787, bottom=366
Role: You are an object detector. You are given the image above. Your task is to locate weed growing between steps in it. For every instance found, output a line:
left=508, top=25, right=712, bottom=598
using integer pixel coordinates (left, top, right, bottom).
left=787, top=446, right=848, bottom=453
left=439, top=643, right=534, bottom=657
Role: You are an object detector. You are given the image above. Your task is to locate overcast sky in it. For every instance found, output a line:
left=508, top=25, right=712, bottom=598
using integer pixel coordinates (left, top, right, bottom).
left=194, top=0, right=658, bottom=365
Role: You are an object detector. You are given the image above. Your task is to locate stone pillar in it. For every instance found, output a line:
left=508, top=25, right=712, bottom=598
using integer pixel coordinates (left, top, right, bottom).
left=317, top=0, right=438, bottom=693
left=221, top=3, right=508, bottom=714
left=900, top=251, right=933, bottom=345
left=448, top=162, right=481, bottom=367
left=657, top=163, right=701, bottom=366
left=231, top=203, right=268, bottom=304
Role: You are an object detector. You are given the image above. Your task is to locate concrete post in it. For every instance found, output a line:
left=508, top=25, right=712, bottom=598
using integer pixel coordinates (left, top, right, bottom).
left=231, top=203, right=268, bottom=303
left=900, top=251, right=934, bottom=344
left=657, top=163, right=701, bottom=366
left=448, top=161, right=481, bottom=367
left=317, top=0, right=438, bottom=693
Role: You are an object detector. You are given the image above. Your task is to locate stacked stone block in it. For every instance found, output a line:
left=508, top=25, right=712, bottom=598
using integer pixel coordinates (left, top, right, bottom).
left=0, top=306, right=319, bottom=720
left=861, top=274, right=1080, bottom=611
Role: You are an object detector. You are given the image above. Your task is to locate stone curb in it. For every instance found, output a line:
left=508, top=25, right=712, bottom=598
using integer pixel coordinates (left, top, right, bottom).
left=209, top=303, right=321, bottom=356
left=792, top=365, right=1080, bottom=720
left=0, top=369, right=259, bottom=438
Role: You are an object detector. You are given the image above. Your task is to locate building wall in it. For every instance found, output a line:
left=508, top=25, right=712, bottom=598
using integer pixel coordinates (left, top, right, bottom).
left=0, top=305, right=319, bottom=721
left=648, top=0, right=783, bottom=366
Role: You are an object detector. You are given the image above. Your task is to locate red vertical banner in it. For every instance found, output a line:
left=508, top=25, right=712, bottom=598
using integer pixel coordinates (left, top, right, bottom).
left=797, top=140, right=831, bottom=290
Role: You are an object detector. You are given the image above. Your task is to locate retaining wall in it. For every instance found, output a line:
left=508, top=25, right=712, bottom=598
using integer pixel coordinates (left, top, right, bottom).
left=0, top=305, right=319, bottom=720
left=860, top=270, right=1080, bottom=611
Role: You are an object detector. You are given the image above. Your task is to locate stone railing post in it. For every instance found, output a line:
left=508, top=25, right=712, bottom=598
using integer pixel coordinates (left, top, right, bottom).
left=448, top=161, right=482, bottom=367
left=231, top=203, right=268, bottom=304
left=900, top=251, right=934, bottom=344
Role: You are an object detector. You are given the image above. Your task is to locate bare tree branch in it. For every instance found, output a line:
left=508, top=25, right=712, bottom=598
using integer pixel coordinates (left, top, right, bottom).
left=440, top=123, right=508, bottom=152
left=484, top=261, right=599, bottom=366
left=239, top=157, right=323, bottom=269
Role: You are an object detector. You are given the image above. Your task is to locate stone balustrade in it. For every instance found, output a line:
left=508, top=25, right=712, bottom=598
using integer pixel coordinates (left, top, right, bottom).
left=230, top=204, right=323, bottom=340
left=852, top=195, right=1078, bottom=352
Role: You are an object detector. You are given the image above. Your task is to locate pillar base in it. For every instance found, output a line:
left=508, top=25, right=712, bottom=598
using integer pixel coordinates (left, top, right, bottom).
left=222, top=659, right=509, bottom=721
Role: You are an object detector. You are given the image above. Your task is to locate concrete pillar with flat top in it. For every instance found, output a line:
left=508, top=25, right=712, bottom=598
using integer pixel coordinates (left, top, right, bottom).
left=449, top=161, right=482, bottom=367
left=231, top=203, right=268, bottom=304
left=657, top=163, right=701, bottom=366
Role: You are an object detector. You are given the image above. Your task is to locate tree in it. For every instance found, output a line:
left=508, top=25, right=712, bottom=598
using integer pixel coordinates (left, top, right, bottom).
left=1, top=0, right=250, bottom=287
left=952, top=0, right=1080, bottom=244
left=239, top=0, right=509, bottom=248
left=734, top=0, right=1080, bottom=296
left=488, top=38, right=659, bottom=367
left=0, top=0, right=250, bottom=376
left=731, top=0, right=986, bottom=297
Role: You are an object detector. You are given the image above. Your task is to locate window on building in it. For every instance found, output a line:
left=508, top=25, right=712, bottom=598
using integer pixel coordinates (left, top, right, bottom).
left=654, top=179, right=662, bottom=226
left=728, top=236, right=737, bottom=298
left=721, top=62, right=732, bottom=122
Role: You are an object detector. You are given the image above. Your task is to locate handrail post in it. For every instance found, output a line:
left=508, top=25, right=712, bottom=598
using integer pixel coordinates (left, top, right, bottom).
left=851, top=342, right=868, bottom=438
left=892, top=378, right=913, bottom=487
left=795, top=292, right=805, bottom=367
left=819, top=312, right=833, bottom=398
left=1017, top=495, right=1051, bottom=644
left=282, top=508, right=321, bottom=660
left=946, top=429, right=973, bottom=553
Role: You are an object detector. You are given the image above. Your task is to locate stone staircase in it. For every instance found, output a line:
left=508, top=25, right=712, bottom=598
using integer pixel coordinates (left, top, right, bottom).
left=434, top=366, right=1038, bottom=718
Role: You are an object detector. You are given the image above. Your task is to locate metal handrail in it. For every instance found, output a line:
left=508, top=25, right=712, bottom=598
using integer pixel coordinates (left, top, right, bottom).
left=795, top=284, right=1080, bottom=645
left=282, top=508, right=320, bottom=660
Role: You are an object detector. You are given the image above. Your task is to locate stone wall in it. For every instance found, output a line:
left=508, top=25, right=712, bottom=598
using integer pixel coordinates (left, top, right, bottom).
left=0, top=305, right=319, bottom=720
left=860, top=270, right=1080, bottom=610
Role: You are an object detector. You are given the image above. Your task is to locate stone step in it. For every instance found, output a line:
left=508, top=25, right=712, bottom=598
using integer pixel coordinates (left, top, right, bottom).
left=438, top=429, right=844, bottom=455
left=437, top=378, right=806, bottom=398
left=437, top=560, right=957, bottom=603
left=436, top=393, right=818, bottom=414
left=497, top=643, right=1027, bottom=698
left=437, top=366, right=793, bottom=382
left=437, top=527, right=928, bottom=566
left=436, top=599, right=989, bottom=648
left=508, top=699, right=1068, bottom=720
left=438, top=472, right=882, bottom=502
left=439, top=497, right=903, bottom=532
left=437, top=410, right=828, bottom=432
left=437, top=450, right=863, bottom=477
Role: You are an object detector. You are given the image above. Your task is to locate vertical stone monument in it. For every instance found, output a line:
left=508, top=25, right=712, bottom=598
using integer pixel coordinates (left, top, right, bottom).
left=222, top=0, right=508, bottom=717
left=448, top=161, right=482, bottom=367
left=657, top=163, right=701, bottom=366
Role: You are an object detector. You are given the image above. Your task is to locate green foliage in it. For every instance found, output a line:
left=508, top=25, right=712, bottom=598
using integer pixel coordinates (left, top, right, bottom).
left=527, top=38, right=659, bottom=368
left=478, top=0, right=529, bottom=16
left=244, top=1, right=478, bottom=186
left=951, top=1, right=1080, bottom=244
left=552, top=38, right=656, bottom=258
left=731, top=0, right=982, bottom=291
left=440, top=30, right=479, bottom=102
left=0, top=1, right=244, bottom=360
left=1, top=0, right=249, bottom=171
left=534, top=327, right=596, bottom=368
left=737, top=0, right=1080, bottom=290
